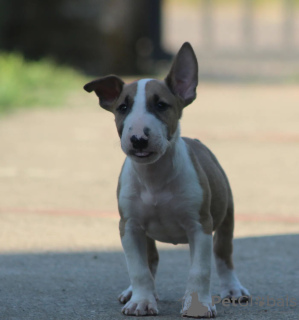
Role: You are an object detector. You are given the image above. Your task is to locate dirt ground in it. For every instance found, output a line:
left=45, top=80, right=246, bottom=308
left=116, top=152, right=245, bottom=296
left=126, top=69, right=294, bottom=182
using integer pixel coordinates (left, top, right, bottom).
left=0, top=83, right=298, bottom=252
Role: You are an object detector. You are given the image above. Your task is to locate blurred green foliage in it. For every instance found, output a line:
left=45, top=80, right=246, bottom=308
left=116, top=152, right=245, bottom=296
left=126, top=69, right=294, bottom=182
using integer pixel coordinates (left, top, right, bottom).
left=0, top=53, right=85, bottom=114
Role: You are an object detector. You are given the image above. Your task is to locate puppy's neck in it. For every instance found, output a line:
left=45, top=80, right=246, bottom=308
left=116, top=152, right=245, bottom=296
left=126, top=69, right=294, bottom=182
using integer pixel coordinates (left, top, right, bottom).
left=131, top=124, right=184, bottom=189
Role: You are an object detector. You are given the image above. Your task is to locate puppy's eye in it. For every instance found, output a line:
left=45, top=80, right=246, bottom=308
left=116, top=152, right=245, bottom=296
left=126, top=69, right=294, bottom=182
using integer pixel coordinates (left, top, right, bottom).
left=117, top=103, right=128, bottom=113
left=156, top=101, right=169, bottom=111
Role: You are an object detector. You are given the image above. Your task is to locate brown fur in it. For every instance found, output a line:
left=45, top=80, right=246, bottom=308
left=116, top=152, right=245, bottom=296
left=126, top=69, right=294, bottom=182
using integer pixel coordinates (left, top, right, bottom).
left=183, top=137, right=234, bottom=269
left=113, top=83, right=138, bottom=137
left=117, top=161, right=127, bottom=238
left=146, top=237, right=159, bottom=278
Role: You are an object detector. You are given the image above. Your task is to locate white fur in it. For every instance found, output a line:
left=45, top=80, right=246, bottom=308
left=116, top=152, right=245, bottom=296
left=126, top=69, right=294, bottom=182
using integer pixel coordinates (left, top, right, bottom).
left=118, top=285, right=132, bottom=304
left=215, top=257, right=250, bottom=300
left=123, top=79, right=152, bottom=137
left=181, top=224, right=217, bottom=317
left=120, top=79, right=169, bottom=164
left=119, top=132, right=203, bottom=244
left=121, top=220, right=158, bottom=315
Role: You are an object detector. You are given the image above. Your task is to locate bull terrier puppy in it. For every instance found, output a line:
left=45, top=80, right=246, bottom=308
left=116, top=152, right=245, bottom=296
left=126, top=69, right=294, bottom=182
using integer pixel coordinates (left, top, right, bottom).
left=84, top=42, right=250, bottom=318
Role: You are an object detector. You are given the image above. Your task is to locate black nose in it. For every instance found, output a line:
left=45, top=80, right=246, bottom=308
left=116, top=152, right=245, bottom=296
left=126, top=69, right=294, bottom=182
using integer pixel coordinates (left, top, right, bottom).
left=130, top=135, right=148, bottom=149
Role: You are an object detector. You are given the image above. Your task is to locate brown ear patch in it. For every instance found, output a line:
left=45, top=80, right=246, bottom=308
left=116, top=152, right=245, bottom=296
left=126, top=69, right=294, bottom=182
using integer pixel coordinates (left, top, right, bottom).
left=83, top=75, right=124, bottom=111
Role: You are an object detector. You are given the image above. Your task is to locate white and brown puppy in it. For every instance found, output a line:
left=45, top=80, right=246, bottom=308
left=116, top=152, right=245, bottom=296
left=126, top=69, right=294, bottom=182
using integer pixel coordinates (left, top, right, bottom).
left=84, top=42, right=250, bottom=318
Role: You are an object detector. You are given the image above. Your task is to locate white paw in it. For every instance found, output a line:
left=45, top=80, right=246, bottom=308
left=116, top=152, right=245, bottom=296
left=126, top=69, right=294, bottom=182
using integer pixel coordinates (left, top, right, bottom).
left=181, top=292, right=217, bottom=318
left=118, top=285, right=133, bottom=304
left=220, top=284, right=250, bottom=303
left=121, top=293, right=158, bottom=316
left=118, top=285, right=159, bottom=305
left=215, top=258, right=250, bottom=303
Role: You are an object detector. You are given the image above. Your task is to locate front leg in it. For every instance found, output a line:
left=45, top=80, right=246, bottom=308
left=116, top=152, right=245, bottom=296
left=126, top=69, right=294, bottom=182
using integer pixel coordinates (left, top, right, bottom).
left=120, top=218, right=158, bottom=316
left=118, top=236, right=160, bottom=304
left=182, top=222, right=217, bottom=318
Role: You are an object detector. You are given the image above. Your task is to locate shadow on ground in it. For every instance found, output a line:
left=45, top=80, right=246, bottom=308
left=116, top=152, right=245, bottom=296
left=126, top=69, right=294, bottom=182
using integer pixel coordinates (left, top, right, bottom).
left=0, top=235, right=298, bottom=320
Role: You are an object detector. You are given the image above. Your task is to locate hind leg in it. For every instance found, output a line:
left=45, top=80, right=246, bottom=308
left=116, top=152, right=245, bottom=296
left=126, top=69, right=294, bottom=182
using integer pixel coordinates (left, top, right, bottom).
left=214, top=204, right=250, bottom=302
left=118, top=236, right=159, bottom=304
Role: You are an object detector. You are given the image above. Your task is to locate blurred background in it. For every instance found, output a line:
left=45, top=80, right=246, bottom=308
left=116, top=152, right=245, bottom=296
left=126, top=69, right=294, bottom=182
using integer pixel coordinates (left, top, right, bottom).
left=1, top=0, right=299, bottom=80
left=0, top=0, right=299, bottom=252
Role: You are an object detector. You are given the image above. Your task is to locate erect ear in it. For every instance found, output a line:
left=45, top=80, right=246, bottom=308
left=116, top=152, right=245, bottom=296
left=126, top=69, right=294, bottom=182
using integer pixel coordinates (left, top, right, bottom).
left=83, top=75, right=124, bottom=111
left=165, top=42, right=198, bottom=107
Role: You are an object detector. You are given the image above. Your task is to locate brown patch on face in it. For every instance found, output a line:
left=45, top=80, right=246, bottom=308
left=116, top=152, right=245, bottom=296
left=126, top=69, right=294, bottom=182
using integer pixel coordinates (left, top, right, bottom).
left=145, top=80, right=183, bottom=140
left=112, top=82, right=138, bottom=138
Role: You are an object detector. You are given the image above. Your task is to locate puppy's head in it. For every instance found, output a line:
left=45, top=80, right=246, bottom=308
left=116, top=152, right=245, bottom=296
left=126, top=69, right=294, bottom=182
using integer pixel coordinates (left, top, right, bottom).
left=84, top=42, right=198, bottom=164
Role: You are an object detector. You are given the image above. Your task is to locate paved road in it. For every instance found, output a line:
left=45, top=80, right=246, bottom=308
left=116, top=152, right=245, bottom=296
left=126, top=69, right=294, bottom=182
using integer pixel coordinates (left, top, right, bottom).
left=1, top=235, right=298, bottom=320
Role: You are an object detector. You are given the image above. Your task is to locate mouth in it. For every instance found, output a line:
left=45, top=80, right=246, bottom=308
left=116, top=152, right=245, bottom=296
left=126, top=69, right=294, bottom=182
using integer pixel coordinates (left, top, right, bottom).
left=129, top=150, right=154, bottom=158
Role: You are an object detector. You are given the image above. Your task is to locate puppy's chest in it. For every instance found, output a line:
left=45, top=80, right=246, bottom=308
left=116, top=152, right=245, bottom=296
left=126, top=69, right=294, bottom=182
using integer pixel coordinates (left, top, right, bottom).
left=118, top=145, right=203, bottom=243
left=140, top=187, right=174, bottom=207
left=134, top=181, right=202, bottom=243
left=139, top=184, right=199, bottom=218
